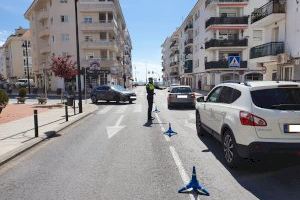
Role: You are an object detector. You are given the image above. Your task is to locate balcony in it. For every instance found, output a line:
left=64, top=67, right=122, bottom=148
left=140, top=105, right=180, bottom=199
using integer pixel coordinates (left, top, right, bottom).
left=81, top=20, right=118, bottom=32
left=169, top=50, right=179, bottom=57
left=205, top=16, right=248, bottom=29
left=79, top=0, right=115, bottom=12
left=205, top=60, right=247, bottom=70
left=250, top=42, right=284, bottom=62
left=205, top=0, right=248, bottom=8
left=38, top=10, right=48, bottom=21
left=170, top=62, right=179, bottom=67
left=184, top=60, right=193, bottom=73
left=38, top=27, right=50, bottom=38
left=251, top=0, right=286, bottom=28
left=170, top=41, right=178, bottom=49
left=184, top=39, right=193, bottom=46
left=205, top=38, right=248, bottom=49
left=184, top=23, right=193, bottom=32
left=39, top=46, right=50, bottom=55
left=170, top=71, right=179, bottom=76
left=81, top=39, right=118, bottom=50
left=81, top=58, right=119, bottom=68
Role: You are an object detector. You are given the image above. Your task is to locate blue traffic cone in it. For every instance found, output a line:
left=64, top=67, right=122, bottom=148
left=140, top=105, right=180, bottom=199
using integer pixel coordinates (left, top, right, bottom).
left=164, top=123, right=177, bottom=137
left=153, top=105, right=160, bottom=113
left=178, top=166, right=209, bottom=196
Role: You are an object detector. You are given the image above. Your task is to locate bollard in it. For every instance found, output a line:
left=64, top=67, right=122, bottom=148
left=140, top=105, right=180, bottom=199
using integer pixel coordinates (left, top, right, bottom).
left=65, top=103, right=69, bottom=122
left=34, top=110, right=39, bottom=137
left=73, top=99, right=76, bottom=116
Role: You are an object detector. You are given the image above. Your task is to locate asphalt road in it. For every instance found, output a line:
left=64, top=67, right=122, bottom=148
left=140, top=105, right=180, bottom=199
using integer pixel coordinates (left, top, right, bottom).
left=0, top=86, right=300, bottom=200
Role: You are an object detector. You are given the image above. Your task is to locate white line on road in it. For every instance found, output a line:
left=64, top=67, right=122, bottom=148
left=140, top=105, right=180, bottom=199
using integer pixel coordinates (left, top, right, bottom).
left=116, top=115, right=124, bottom=126
left=106, top=115, right=126, bottom=139
left=169, top=146, right=194, bottom=200
left=97, top=106, right=113, bottom=115
left=155, top=113, right=170, bottom=142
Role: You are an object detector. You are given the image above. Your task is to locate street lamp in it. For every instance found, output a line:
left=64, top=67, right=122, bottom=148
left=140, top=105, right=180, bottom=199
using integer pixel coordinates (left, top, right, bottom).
left=75, top=0, right=83, bottom=113
left=22, top=40, right=31, bottom=94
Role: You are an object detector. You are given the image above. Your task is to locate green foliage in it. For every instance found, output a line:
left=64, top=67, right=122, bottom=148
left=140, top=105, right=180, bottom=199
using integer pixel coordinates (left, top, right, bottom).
left=19, top=88, right=27, bottom=98
left=0, top=89, right=9, bottom=105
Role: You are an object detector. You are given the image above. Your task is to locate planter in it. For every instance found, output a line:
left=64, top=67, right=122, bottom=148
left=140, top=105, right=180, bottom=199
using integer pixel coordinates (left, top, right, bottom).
left=16, top=97, right=27, bottom=104
left=37, top=97, right=47, bottom=105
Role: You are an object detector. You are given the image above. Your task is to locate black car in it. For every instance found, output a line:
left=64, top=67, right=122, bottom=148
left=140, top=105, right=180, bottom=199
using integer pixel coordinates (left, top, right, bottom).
left=91, top=85, right=137, bottom=104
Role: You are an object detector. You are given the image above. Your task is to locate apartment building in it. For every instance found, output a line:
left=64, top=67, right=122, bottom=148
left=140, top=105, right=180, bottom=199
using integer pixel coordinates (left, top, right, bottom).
left=162, top=0, right=300, bottom=90
left=2, top=27, right=33, bottom=82
left=25, top=0, right=132, bottom=91
left=249, top=0, right=300, bottom=81
left=0, top=47, right=7, bottom=80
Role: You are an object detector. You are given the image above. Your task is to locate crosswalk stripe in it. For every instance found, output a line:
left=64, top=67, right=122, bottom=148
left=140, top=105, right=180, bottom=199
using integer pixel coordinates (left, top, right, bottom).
left=97, top=106, right=113, bottom=115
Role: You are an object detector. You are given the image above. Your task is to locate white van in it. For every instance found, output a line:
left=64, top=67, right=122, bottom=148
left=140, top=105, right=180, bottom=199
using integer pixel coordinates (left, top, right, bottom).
left=15, top=79, right=35, bottom=88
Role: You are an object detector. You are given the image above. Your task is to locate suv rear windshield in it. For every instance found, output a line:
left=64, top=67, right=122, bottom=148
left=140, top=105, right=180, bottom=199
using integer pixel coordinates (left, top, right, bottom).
left=251, top=88, right=300, bottom=110
left=171, top=87, right=192, bottom=93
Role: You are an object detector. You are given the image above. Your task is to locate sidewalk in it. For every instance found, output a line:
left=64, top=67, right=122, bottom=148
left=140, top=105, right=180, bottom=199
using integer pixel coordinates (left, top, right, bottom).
left=0, top=101, right=97, bottom=165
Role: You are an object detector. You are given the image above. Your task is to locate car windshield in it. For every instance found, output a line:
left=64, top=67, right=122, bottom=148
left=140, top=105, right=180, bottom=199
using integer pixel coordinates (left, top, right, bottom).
left=171, top=87, right=192, bottom=93
left=251, top=88, right=300, bottom=110
left=111, top=85, right=127, bottom=92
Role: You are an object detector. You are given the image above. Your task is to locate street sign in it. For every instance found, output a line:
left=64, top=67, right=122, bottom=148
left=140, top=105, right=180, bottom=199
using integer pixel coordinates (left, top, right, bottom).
left=228, top=56, right=240, bottom=68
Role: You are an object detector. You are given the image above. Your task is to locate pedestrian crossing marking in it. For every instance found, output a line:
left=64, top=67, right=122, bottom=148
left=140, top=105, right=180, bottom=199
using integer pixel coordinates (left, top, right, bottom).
left=115, top=105, right=128, bottom=114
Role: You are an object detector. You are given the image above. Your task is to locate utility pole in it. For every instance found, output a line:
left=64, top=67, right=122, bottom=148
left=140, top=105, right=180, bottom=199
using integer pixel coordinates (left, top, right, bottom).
left=23, top=41, right=31, bottom=94
left=75, top=0, right=83, bottom=113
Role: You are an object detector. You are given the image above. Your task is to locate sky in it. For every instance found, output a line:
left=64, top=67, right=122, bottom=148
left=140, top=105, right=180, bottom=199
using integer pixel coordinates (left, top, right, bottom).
left=0, top=0, right=197, bottom=81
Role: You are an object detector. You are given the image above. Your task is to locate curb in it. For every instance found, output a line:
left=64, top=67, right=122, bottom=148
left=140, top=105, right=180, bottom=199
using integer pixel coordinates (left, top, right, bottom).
left=0, top=106, right=97, bottom=166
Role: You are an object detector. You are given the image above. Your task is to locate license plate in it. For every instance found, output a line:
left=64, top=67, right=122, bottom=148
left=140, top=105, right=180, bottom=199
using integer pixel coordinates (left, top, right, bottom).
left=177, top=95, right=187, bottom=99
left=284, top=124, right=300, bottom=133
left=130, top=96, right=137, bottom=99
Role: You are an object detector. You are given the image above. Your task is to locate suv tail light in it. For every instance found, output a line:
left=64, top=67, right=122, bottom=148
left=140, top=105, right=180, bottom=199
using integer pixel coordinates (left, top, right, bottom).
left=240, top=111, right=267, bottom=127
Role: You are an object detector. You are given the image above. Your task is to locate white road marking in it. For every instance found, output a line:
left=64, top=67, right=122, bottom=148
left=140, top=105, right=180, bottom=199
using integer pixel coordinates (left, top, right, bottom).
left=155, top=113, right=170, bottom=142
left=133, top=104, right=142, bottom=113
left=106, top=115, right=126, bottom=139
left=115, top=105, right=128, bottom=114
left=184, top=120, right=196, bottom=131
left=97, top=106, right=113, bottom=115
left=169, top=146, right=194, bottom=200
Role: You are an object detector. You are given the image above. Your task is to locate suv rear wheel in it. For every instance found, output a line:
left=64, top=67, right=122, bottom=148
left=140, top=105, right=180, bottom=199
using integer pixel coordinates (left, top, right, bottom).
left=196, top=112, right=205, bottom=136
left=222, top=130, right=241, bottom=168
left=91, top=96, right=98, bottom=104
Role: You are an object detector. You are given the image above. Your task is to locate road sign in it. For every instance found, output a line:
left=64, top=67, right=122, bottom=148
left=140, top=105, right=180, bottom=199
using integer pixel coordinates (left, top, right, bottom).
left=228, top=56, right=240, bottom=68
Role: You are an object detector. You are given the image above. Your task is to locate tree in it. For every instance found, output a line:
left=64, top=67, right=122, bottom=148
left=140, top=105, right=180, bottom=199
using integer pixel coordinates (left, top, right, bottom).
left=50, top=55, right=78, bottom=94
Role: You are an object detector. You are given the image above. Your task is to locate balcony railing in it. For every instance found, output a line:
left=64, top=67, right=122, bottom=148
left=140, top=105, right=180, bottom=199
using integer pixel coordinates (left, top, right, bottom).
left=170, top=62, right=179, bottom=67
left=250, top=42, right=285, bottom=59
left=205, top=0, right=248, bottom=8
left=184, top=60, right=193, bottom=73
left=184, top=24, right=193, bottom=31
left=205, top=60, right=247, bottom=70
left=170, top=41, right=178, bottom=48
left=205, top=16, right=248, bottom=28
left=170, top=71, right=179, bottom=76
left=184, top=39, right=193, bottom=46
left=170, top=50, right=179, bottom=57
left=251, top=0, right=286, bottom=24
left=205, top=38, right=248, bottom=49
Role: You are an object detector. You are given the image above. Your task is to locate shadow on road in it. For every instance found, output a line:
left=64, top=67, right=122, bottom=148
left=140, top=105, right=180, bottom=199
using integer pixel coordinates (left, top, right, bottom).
left=168, top=106, right=195, bottom=111
left=197, top=133, right=300, bottom=200
left=95, top=102, right=135, bottom=106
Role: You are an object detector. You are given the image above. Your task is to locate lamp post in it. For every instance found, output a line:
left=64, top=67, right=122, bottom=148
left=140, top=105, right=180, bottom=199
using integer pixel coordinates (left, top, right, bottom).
left=75, top=0, right=83, bottom=113
left=22, top=41, right=31, bottom=94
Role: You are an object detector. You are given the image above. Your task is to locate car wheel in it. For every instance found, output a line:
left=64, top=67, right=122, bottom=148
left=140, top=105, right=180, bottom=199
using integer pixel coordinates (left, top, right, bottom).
left=196, top=112, right=205, bottom=136
left=168, top=104, right=172, bottom=109
left=222, top=130, right=241, bottom=168
left=129, top=100, right=133, bottom=104
left=116, top=96, right=120, bottom=104
left=91, top=96, right=98, bottom=104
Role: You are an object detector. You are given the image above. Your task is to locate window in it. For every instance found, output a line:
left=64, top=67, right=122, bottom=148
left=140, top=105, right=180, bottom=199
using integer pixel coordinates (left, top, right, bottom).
left=251, top=88, right=300, bottom=110
left=171, top=87, right=192, bottom=93
left=84, top=35, right=93, bottom=42
left=218, top=86, right=241, bottom=104
left=245, top=73, right=263, bottom=81
left=84, top=17, right=92, bottom=24
left=207, top=87, right=222, bottom=103
left=60, top=0, right=67, bottom=3
left=62, top=34, right=70, bottom=42
left=60, top=15, right=69, bottom=22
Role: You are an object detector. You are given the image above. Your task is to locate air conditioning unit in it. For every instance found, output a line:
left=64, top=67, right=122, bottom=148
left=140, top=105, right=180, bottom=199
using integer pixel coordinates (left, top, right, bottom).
left=277, top=53, right=289, bottom=64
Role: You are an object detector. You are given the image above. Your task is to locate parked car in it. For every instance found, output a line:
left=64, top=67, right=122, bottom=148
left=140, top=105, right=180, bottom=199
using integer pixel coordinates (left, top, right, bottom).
left=91, top=85, right=137, bottom=104
left=168, top=83, right=180, bottom=92
left=195, top=81, right=300, bottom=167
left=168, top=85, right=196, bottom=109
left=15, top=79, right=35, bottom=88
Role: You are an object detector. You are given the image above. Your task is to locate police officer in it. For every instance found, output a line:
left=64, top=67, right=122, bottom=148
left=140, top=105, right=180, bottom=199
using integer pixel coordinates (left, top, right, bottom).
left=146, top=77, right=163, bottom=121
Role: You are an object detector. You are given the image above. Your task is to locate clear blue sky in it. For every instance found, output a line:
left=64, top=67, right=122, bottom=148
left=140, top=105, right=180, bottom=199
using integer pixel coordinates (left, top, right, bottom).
left=0, top=0, right=197, bottom=81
